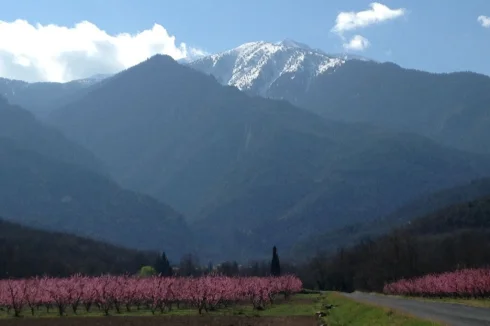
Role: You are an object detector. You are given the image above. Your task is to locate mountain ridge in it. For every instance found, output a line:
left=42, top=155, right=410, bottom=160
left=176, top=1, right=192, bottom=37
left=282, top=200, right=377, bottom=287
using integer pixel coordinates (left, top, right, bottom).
left=49, top=54, right=490, bottom=261
left=190, top=41, right=490, bottom=155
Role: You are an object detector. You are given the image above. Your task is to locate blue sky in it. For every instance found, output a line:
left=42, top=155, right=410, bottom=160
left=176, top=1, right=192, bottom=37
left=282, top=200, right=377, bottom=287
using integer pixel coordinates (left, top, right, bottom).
left=1, top=0, right=490, bottom=81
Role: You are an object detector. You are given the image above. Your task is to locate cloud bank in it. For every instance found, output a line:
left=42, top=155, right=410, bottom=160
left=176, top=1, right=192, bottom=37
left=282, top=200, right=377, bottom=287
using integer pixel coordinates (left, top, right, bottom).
left=0, top=20, right=206, bottom=82
left=332, top=2, right=406, bottom=52
left=478, top=16, right=490, bottom=28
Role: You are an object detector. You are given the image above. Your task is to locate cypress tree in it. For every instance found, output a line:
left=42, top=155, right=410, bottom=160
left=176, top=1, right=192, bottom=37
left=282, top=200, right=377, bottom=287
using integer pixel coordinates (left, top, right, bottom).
left=271, top=246, right=281, bottom=276
left=154, top=251, right=173, bottom=277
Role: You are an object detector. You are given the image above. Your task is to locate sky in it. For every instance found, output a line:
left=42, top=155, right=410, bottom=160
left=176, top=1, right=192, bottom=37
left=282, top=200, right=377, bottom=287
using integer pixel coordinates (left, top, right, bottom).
left=1, top=0, right=490, bottom=82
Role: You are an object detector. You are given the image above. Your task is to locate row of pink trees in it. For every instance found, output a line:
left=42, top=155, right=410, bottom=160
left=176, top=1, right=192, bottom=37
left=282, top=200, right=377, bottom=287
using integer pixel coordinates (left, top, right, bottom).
left=384, top=268, right=490, bottom=298
left=0, top=275, right=302, bottom=317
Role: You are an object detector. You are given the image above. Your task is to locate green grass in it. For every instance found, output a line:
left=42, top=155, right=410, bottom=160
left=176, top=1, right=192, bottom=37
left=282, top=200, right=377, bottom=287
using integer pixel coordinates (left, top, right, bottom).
left=0, top=292, right=443, bottom=325
left=319, top=292, right=440, bottom=326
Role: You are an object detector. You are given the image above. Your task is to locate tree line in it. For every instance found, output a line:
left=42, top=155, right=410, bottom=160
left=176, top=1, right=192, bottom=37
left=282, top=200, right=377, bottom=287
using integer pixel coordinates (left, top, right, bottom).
left=142, top=246, right=283, bottom=278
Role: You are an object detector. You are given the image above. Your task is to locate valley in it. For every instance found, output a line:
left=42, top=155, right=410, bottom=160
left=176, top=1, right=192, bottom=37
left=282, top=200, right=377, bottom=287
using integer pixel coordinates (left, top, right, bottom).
left=2, top=7, right=490, bottom=323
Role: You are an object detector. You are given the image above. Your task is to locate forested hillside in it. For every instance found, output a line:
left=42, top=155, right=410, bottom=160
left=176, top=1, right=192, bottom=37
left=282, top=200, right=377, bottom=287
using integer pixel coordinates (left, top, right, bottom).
left=292, top=178, right=490, bottom=258
left=305, top=195, right=490, bottom=292
left=0, top=218, right=156, bottom=278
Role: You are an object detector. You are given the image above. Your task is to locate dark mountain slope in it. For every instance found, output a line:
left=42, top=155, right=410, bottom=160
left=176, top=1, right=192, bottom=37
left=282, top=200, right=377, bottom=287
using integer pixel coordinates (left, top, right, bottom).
left=49, top=55, right=490, bottom=260
left=197, top=131, right=490, bottom=259
left=311, top=194, right=490, bottom=292
left=0, top=137, right=190, bottom=259
left=50, top=55, right=342, bottom=217
left=0, top=96, right=104, bottom=174
left=292, top=177, right=490, bottom=258
left=300, top=61, right=490, bottom=154
left=0, top=218, right=156, bottom=278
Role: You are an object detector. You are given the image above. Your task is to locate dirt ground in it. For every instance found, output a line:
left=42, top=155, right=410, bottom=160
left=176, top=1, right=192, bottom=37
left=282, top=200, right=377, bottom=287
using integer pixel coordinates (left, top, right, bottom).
left=0, top=315, right=317, bottom=326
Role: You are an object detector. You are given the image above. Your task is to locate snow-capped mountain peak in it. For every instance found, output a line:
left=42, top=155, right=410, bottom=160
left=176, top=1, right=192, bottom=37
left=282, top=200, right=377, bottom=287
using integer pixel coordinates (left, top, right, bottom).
left=188, top=40, right=349, bottom=96
left=275, top=38, right=312, bottom=50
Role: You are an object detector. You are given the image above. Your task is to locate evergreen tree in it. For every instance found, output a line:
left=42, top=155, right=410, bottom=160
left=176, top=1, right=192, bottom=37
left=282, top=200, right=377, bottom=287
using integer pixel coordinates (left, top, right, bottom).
left=271, top=246, right=281, bottom=276
left=154, top=251, right=173, bottom=277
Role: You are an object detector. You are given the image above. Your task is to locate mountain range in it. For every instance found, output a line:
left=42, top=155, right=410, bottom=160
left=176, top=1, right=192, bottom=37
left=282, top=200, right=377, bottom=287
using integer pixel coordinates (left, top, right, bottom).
left=189, top=40, right=490, bottom=155
left=47, top=54, right=490, bottom=261
left=2, top=39, right=490, bottom=262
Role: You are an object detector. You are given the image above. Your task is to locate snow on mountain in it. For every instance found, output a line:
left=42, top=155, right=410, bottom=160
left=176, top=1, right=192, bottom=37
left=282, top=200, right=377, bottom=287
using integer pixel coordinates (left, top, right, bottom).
left=72, top=73, right=113, bottom=85
left=188, top=39, right=363, bottom=97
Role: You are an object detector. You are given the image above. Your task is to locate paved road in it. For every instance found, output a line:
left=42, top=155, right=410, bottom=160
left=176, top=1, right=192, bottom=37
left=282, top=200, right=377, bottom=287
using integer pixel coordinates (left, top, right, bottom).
left=342, top=292, right=490, bottom=326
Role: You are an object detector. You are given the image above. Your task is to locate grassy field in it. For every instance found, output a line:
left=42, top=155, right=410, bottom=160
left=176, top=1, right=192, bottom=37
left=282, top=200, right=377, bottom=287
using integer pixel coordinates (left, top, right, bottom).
left=0, top=292, right=439, bottom=325
left=0, top=294, right=319, bottom=326
left=320, top=292, right=441, bottom=326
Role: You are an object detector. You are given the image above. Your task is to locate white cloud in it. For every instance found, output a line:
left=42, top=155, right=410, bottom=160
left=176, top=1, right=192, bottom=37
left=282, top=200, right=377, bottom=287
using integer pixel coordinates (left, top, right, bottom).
left=0, top=20, right=206, bottom=82
left=343, top=35, right=371, bottom=51
left=478, top=15, right=490, bottom=28
left=332, top=2, right=406, bottom=35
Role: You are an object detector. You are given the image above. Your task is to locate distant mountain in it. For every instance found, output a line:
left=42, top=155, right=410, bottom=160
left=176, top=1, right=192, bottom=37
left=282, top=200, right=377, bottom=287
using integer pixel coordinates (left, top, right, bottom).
left=292, top=177, right=490, bottom=258
left=0, top=96, right=104, bottom=174
left=0, top=74, right=111, bottom=117
left=48, top=55, right=490, bottom=260
left=0, top=136, right=190, bottom=259
left=0, top=97, right=190, bottom=258
left=188, top=40, right=355, bottom=98
left=190, top=41, right=490, bottom=155
left=0, top=218, right=156, bottom=278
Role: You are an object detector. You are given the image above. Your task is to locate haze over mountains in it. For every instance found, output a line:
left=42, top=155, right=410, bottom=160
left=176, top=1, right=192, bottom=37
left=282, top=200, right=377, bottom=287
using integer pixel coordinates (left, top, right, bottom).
left=0, top=74, right=112, bottom=118
left=0, top=97, right=190, bottom=259
left=2, top=39, right=490, bottom=262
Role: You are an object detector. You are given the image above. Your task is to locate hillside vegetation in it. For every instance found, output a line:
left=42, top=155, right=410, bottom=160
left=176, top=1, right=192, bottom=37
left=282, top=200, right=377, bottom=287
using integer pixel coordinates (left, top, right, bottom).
left=292, top=178, right=490, bottom=258
left=306, top=195, right=490, bottom=292
left=0, top=218, right=155, bottom=278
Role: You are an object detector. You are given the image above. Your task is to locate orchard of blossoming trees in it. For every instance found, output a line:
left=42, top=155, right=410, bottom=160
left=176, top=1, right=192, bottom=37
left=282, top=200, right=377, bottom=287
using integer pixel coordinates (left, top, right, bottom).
left=0, top=275, right=302, bottom=317
left=384, top=268, right=490, bottom=298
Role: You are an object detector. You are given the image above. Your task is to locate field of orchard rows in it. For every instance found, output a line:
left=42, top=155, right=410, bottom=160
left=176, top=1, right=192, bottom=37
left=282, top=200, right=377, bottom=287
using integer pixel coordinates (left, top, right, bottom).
left=384, top=268, right=490, bottom=298
left=0, top=275, right=302, bottom=317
